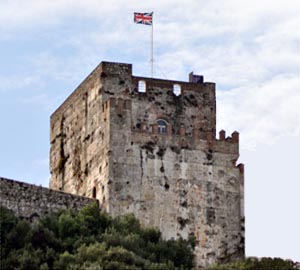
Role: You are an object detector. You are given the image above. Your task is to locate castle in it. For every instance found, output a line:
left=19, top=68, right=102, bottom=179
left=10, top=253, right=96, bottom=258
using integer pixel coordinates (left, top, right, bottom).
left=48, top=61, right=245, bottom=267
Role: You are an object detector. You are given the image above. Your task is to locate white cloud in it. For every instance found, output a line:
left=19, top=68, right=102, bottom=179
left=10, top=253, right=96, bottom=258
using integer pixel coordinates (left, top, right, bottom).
left=2, top=0, right=299, bottom=146
left=217, top=74, right=300, bottom=150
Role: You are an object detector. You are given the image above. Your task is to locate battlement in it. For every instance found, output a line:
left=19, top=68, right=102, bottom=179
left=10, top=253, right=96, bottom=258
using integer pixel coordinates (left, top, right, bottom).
left=105, top=97, right=237, bottom=155
left=100, top=61, right=132, bottom=78
left=51, top=61, right=215, bottom=125
left=132, top=76, right=215, bottom=94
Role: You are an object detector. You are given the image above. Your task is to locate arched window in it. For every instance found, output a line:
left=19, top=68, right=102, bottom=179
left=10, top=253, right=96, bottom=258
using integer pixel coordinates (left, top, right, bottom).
left=157, top=119, right=168, bottom=134
left=92, top=187, right=96, bottom=199
left=138, top=80, right=146, bottom=93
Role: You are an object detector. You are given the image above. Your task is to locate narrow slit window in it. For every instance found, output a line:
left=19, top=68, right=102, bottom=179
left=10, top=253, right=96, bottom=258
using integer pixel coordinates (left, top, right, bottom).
left=92, top=187, right=96, bottom=199
left=138, top=80, right=146, bottom=93
left=173, top=84, right=181, bottom=96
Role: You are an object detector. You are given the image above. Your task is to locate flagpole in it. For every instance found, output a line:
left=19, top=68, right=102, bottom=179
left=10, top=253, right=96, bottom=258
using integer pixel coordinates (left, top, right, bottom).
left=150, top=12, right=154, bottom=78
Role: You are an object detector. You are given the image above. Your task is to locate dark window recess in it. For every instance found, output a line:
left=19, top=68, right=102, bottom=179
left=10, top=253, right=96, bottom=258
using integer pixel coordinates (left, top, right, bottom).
left=92, top=187, right=96, bottom=199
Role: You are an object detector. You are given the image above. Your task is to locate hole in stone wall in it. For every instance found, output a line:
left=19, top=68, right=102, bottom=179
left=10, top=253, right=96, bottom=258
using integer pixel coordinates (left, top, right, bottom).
left=84, top=165, right=89, bottom=176
left=177, top=217, right=189, bottom=229
left=100, top=72, right=107, bottom=78
left=180, top=200, right=188, bottom=208
left=157, top=147, right=166, bottom=157
left=207, top=208, right=216, bottom=224
left=141, top=141, right=155, bottom=153
left=170, top=146, right=181, bottom=154
left=206, top=152, right=213, bottom=160
left=164, top=183, right=170, bottom=190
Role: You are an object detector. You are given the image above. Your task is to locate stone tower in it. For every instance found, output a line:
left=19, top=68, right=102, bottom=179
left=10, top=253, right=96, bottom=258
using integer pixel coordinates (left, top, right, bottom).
left=50, top=61, right=244, bottom=268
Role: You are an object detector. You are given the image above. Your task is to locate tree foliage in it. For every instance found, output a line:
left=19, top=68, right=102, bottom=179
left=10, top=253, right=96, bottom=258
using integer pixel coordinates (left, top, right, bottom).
left=210, top=257, right=300, bottom=270
left=0, top=204, right=195, bottom=270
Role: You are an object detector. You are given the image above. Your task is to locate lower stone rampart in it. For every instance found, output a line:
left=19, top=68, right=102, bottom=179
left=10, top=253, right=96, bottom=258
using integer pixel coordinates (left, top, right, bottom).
left=0, top=177, right=96, bottom=220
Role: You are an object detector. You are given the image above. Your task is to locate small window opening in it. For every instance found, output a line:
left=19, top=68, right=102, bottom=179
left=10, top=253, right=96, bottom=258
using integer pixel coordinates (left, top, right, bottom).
left=173, top=84, right=181, bottom=96
left=92, top=187, right=96, bottom=199
left=157, top=119, right=168, bottom=134
left=138, top=80, right=146, bottom=93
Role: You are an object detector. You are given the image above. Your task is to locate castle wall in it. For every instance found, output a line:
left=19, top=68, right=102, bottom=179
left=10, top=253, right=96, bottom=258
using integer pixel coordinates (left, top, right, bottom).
left=49, top=63, right=110, bottom=209
left=0, top=177, right=95, bottom=220
left=108, top=97, right=244, bottom=267
left=50, top=62, right=133, bottom=212
left=49, top=61, right=245, bottom=268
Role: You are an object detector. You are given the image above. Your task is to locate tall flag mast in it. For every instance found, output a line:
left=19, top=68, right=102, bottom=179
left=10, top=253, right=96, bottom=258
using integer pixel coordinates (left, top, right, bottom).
left=134, top=12, right=154, bottom=78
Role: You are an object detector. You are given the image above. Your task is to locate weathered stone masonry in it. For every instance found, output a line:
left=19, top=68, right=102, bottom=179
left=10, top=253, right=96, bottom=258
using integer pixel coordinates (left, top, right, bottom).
left=0, top=177, right=95, bottom=220
left=49, top=61, right=245, bottom=268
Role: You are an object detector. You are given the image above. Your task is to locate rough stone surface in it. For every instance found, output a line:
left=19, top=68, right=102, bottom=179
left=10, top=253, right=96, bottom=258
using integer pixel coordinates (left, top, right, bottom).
left=0, top=177, right=95, bottom=220
left=49, top=61, right=245, bottom=268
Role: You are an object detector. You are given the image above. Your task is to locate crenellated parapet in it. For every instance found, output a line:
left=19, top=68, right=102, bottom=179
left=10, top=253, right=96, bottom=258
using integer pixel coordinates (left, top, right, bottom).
left=104, top=96, right=240, bottom=156
left=214, top=130, right=240, bottom=154
left=131, top=75, right=215, bottom=96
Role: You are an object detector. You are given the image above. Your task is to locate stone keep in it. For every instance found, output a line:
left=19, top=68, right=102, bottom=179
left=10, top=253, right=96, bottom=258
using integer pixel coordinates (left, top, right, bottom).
left=49, top=61, right=245, bottom=267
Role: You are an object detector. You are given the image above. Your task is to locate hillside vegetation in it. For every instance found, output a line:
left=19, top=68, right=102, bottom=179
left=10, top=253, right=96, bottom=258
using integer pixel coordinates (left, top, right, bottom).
left=0, top=203, right=194, bottom=270
left=1, top=204, right=299, bottom=270
left=210, top=257, right=299, bottom=270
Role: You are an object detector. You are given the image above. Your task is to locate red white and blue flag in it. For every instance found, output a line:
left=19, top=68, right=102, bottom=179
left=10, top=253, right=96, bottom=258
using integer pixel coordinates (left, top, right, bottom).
left=134, top=12, right=153, bottom=26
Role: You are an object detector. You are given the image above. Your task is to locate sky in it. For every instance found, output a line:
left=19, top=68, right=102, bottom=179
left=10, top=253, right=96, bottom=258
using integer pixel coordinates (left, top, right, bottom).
left=0, top=0, right=299, bottom=262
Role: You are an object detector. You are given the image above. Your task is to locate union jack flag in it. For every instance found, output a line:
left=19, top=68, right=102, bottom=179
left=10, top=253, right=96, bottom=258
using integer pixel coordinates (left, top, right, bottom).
left=134, top=12, right=153, bottom=26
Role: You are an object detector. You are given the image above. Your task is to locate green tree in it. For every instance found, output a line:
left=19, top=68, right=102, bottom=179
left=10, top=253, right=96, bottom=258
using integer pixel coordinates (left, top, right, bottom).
left=6, top=220, right=32, bottom=250
left=76, top=203, right=111, bottom=236
left=1, top=204, right=195, bottom=270
left=0, top=206, right=17, bottom=241
left=210, top=257, right=299, bottom=270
